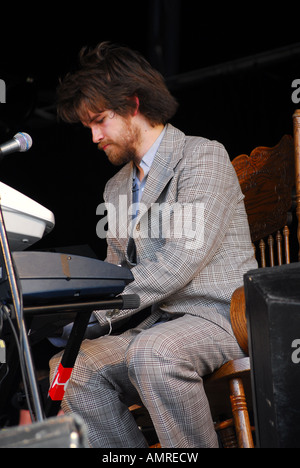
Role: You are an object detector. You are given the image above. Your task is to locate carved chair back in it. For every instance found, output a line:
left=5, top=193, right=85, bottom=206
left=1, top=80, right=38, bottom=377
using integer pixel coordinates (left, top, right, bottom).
left=232, top=135, right=295, bottom=267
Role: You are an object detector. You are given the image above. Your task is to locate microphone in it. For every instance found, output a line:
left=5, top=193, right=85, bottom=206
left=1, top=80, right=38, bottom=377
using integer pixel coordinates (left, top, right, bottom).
left=0, top=132, right=33, bottom=157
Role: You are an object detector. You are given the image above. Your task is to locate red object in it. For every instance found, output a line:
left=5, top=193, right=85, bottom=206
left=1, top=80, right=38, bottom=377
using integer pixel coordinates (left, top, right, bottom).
left=48, top=364, right=73, bottom=401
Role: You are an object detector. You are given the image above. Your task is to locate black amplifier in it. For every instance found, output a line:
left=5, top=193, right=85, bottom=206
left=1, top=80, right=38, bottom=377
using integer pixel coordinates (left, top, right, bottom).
left=245, top=263, right=300, bottom=448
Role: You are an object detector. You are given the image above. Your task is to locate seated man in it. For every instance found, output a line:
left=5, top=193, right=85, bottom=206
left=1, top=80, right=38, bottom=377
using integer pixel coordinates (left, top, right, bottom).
left=50, top=42, right=257, bottom=448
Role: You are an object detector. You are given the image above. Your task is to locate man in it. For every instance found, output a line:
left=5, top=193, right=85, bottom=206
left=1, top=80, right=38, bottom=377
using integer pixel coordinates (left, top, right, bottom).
left=50, top=42, right=257, bottom=448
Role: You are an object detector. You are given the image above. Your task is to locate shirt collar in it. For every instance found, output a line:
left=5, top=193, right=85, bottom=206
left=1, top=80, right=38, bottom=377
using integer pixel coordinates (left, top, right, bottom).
left=134, top=126, right=166, bottom=179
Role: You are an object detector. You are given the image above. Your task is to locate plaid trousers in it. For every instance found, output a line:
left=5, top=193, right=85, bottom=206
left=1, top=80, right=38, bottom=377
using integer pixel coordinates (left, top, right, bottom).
left=49, top=313, right=245, bottom=448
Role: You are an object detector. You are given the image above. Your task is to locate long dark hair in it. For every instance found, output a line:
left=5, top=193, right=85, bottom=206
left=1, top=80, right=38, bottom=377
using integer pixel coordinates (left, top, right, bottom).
left=57, top=42, right=178, bottom=126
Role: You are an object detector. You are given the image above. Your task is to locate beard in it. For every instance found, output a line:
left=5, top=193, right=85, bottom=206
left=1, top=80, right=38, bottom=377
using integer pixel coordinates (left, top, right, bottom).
left=99, top=119, right=142, bottom=166
left=104, top=143, right=137, bottom=166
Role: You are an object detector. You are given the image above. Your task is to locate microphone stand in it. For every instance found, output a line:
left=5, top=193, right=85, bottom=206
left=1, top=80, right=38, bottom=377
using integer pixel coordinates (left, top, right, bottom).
left=0, top=199, right=44, bottom=422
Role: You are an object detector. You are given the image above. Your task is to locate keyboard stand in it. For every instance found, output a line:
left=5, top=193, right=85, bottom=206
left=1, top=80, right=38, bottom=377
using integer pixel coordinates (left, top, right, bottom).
left=0, top=202, right=44, bottom=422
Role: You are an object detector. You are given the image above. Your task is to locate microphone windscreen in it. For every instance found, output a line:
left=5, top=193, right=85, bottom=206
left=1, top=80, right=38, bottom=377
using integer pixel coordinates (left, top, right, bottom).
left=14, top=132, right=33, bottom=152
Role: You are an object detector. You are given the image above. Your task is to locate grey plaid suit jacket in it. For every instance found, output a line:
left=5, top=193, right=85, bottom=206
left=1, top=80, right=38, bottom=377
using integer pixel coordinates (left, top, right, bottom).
left=95, top=124, right=257, bottom=336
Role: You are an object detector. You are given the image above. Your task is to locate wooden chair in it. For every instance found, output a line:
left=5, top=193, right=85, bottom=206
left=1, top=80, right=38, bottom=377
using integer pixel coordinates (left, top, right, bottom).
left=204, top=110, right=300, bottom=448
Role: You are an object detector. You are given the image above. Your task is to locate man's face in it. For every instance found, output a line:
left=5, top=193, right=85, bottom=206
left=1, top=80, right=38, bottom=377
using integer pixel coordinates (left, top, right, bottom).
left=82, top=108, right=142, bottom=166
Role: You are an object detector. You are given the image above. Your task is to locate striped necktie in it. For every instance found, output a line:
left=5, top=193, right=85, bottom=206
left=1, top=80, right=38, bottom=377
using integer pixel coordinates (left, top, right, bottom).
left=132, top=176, right=139, bottom=219
left=127, top=177, right=139, bottom=265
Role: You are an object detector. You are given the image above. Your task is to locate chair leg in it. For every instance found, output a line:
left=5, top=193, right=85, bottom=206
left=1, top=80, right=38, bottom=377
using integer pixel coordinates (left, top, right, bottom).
left=229, top=377, right=254, bottom=448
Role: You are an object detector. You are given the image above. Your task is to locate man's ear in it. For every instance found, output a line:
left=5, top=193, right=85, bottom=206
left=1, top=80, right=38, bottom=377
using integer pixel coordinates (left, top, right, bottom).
left=131, top=95, right=140, bottom=116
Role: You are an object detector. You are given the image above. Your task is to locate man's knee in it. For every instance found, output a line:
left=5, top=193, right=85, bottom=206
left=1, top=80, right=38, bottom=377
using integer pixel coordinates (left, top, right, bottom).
left=125, top=331, right=171, bottom=381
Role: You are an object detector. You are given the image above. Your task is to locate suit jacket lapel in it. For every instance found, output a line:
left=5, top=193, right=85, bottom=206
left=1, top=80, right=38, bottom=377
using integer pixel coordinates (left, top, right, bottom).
left=136, top=124, right=186, bottom=222
left=107, top=162, right=134, bottom=253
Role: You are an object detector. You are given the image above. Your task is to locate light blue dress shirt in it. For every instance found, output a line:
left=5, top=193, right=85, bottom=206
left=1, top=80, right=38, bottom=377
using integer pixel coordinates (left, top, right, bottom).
left=132, top=126, right=166, bottom=217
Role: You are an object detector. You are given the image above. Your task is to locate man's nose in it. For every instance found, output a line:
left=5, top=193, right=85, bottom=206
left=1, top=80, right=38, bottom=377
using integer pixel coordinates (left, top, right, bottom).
left=91, top=126, right=103, bottom=144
